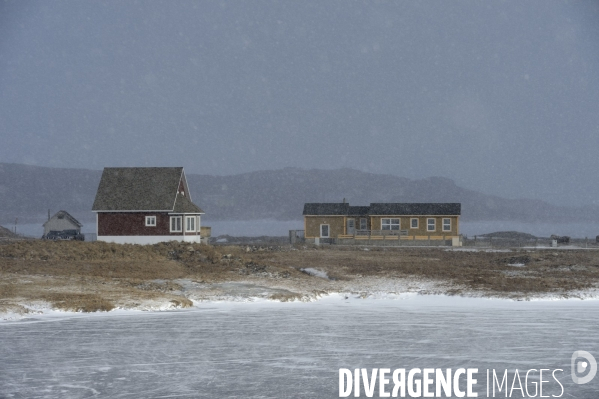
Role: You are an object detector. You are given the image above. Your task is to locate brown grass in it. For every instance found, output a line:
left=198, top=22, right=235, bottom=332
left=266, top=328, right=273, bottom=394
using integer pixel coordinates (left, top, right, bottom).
left=262, top=246, right=599, bottom=294
left=0, top=241, right=254, bottom=312
left=1, top=241, right=599, bottom=311
left=43, top=293, right=115, bottom=312
left=268, top=292, right=303, bottom=302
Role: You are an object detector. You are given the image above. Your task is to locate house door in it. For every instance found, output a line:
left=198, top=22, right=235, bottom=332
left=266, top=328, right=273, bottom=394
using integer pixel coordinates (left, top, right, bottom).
left=347, top=218, right=355, bottom=235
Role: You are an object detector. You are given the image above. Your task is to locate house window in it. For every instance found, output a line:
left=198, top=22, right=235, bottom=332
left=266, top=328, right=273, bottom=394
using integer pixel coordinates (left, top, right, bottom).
left=320, top=224, right=330, bottom=238
left=427, top=218, right=436, bottom=232
left=443, top=218, right=451, bottom=232
left=170, top=216, right=182, bottom=232
left=381, top=218, right=400, bottom=230
left=145, top=216, right=156, bottom=227
left=410, top=218, right=418, bottom=229
left=186, top=216, right=196, bottom=232
left=360, top=218, right=367, bottom=230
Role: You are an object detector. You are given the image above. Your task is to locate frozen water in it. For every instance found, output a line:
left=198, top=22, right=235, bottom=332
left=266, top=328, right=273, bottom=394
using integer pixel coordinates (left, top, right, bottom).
left=460, top=221, right=599, bottom=239
left=1, top=296, right=598, bottom=398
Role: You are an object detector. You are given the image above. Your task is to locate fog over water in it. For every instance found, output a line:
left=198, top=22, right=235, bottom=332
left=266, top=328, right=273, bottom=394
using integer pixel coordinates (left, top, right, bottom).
left=2, top=1, right=599, bottom=205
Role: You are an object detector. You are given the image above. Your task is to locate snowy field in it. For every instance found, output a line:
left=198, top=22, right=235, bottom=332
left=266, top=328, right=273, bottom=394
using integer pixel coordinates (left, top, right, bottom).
left=1, top=295, right=598, bottom=398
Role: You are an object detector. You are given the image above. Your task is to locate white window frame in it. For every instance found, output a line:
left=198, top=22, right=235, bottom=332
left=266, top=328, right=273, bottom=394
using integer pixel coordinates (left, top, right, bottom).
left=170, top=216, right=182, bottom=232
left=381, top=218, right=400, bottom=231
left=410, top=218, right=418, bottom=229
left=186, top=216, right=196, bottom=232
left=360, top=218, right=367, bottom=230
left=145, top=216, right=156, bottom=227
left=320, top=224, right=330, bottom=238
left=427, top=218, right=436, bottom=232
left=442, top=218, right=451, bottom=232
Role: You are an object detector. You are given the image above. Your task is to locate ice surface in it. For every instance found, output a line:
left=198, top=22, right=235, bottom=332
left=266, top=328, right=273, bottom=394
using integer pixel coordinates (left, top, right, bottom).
left=1, top=296, right=598, bottom=398
left=460, top=221, right=599, bottom=239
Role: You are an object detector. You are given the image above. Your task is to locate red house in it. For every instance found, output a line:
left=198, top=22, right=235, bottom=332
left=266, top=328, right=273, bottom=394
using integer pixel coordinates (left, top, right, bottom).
left=92, top=167, right=205, bottom=244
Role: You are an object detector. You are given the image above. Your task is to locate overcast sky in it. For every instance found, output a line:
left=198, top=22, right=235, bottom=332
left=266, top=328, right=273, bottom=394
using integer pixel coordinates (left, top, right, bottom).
left=1, top=1, right=599, bottom=206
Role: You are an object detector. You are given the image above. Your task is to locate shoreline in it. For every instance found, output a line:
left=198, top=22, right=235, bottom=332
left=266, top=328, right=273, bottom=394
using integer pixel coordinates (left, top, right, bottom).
left=3, top=240, right=599, bottom=322
left=3, top=280, right=599, bottom=323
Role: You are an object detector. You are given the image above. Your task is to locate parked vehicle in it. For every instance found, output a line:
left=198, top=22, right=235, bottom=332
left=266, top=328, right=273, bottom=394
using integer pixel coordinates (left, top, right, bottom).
left=42, top=229, right=85, bottom=241
left=550, top=235, right=570, bottom=244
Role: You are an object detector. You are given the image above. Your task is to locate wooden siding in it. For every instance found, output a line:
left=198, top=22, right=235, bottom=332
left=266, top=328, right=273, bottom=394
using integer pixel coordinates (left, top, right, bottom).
left=370, top=216, right=459, bottom=236
left=200, top=226, right=211, bottom=238
left=305, top=215, right=459, bottom=238
left=98, top=212, right=200, bottom=236
left=304, top=216, right=345, bottom=238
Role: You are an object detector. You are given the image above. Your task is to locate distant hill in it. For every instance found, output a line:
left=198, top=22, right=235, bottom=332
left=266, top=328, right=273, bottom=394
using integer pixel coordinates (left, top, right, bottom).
left=187, top=168, right=599, bottom=223
left=0, top=225, right=19, bottom=238
left=0, top=163, right=102, bottom=224
left=1, top=162, right=598, bottom=224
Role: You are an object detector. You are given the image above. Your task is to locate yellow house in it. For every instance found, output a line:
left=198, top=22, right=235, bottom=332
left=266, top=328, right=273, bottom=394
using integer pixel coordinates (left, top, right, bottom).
left=303, top=202, right=461, bottom=246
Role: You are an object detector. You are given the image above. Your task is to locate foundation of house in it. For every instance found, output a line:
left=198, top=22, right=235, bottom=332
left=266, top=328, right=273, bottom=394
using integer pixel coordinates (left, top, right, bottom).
left=97, top=235, right=203, bottom=245
left=305, top=236, right=462, bottom=247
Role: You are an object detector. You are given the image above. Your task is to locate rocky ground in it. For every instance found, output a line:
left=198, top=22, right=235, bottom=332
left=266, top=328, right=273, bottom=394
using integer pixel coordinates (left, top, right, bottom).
left=1, top=240, right=599, bottom=319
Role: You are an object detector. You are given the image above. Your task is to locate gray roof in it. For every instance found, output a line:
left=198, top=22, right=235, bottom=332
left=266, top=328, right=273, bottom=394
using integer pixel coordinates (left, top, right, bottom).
left=369, top=203, right=461, bottom=216
left=43, top=210, right=82, bottom=228
left=348, top=206, right=370, bottom=215
left=92, top=167, right=203, bottom=212
left=303, top=203, right=349, bottom=215
left=303, top=202, right=461, bottom=216
left=173, top=193, right=204, bottom=213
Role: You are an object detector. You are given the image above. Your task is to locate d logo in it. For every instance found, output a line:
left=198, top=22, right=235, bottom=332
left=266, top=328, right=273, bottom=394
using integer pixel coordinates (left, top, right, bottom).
left=571, top=350, right=597, bottom=384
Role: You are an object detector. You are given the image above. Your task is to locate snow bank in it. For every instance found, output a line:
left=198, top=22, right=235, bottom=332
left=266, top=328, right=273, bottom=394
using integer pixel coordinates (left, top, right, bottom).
left=299, top=267, right=329, bottom=279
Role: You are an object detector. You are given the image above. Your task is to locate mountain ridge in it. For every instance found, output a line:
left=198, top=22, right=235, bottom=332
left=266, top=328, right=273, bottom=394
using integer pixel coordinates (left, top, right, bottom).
left=0, top=162, right=597, bottom=224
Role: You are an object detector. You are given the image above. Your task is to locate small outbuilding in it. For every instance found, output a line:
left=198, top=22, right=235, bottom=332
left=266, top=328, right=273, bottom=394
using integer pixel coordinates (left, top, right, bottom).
left=43, top=210, right=83, bottom=237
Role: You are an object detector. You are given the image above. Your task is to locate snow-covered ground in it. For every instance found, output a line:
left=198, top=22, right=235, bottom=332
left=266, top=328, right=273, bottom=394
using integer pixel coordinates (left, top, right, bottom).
left=1, top=295, right=598, bottom=398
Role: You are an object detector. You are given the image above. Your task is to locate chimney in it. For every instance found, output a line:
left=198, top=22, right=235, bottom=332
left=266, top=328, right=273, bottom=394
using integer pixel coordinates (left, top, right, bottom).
left=48, top=209, right=51, bottom=221
left=343, top=198, right=346, bottom=204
